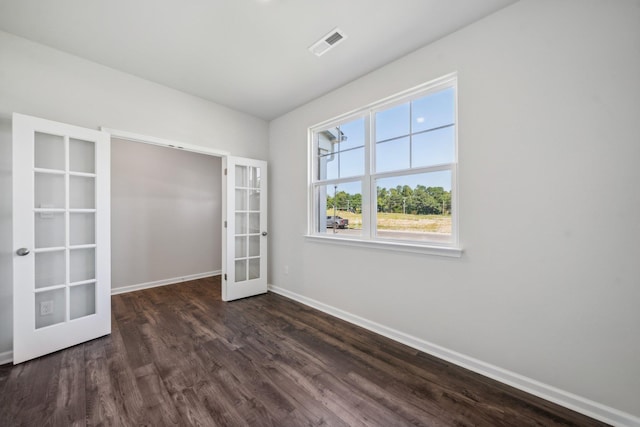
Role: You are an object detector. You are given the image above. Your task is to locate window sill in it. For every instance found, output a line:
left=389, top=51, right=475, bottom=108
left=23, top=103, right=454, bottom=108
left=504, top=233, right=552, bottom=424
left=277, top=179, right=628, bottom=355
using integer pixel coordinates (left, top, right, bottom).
left=304, top=234, right=463, bottom=258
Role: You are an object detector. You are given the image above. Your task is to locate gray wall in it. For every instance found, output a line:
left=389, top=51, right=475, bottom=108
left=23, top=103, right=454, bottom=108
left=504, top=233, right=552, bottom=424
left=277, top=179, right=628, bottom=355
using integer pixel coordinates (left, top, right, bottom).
left=0, top=30, right=269, bottom=359
left=111, top=139, right=221, bottom=291
left=268, top=0, right=640, bottom=419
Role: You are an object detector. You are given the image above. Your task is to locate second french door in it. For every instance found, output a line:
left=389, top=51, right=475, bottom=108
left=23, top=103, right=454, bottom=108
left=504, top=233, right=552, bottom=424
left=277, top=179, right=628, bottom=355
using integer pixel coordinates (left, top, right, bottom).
left=222, top=156, right=268, bottom=301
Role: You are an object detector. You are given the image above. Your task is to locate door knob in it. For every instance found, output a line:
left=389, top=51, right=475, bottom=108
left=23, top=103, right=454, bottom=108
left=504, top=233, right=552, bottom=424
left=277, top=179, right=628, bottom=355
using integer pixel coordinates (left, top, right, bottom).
left=262, top=231, right=268, bottom=237
left=16, top=248, right=30, bottom=256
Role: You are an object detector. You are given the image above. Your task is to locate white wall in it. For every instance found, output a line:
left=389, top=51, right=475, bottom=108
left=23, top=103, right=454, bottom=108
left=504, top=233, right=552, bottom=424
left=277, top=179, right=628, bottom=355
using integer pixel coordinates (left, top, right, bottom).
left=111, top=139, right=222, bottom=291
left=268, top=0, right=640, bottom=420
left=0, top=30, right=269, bottom=359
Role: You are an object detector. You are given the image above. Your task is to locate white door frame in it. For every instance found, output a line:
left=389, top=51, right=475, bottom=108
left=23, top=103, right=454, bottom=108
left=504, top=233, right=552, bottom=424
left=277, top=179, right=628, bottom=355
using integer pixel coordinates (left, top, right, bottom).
left=102, top=128, right=268, bottom=301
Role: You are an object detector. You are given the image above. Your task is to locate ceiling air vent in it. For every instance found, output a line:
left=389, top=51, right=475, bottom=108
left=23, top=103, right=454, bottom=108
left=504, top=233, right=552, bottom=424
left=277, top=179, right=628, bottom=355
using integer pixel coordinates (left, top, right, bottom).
left=308, top=28, right=347, bottom=57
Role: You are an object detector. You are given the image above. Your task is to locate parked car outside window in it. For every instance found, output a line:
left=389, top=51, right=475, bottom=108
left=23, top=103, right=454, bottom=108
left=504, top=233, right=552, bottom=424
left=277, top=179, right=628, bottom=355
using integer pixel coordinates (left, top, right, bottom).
left=326, top=216, right=348, bottom=229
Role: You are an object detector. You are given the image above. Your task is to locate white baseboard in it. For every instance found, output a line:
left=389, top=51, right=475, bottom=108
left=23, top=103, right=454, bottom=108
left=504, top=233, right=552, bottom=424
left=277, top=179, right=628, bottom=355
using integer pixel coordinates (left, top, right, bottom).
left=268, top=284, right=640, bottom=427
left=0, top=350, right=13, bottom=365
left=111, top=271, right=221, bottom=295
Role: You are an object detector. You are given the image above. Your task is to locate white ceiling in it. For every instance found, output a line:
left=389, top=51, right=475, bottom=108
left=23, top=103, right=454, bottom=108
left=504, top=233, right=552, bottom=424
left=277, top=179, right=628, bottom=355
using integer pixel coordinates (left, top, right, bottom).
left=0, top=0, right=517, bottom=120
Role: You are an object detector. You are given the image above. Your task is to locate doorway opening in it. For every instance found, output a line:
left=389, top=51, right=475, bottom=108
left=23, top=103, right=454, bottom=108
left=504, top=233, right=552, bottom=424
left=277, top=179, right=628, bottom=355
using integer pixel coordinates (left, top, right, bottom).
left=110, top=137, right=223, bottom=294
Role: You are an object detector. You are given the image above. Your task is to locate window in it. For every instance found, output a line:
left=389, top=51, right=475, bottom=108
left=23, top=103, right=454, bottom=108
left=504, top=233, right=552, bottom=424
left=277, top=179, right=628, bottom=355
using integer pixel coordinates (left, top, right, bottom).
left=309, top=74, right=459, bottom=255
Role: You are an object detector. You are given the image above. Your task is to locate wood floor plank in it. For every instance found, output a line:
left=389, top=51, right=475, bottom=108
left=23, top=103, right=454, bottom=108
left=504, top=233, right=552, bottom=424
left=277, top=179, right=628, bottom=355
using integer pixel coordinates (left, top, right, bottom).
left=53, top=345, right=86, bottom=427
left=0, top=277, right=609, bottom=426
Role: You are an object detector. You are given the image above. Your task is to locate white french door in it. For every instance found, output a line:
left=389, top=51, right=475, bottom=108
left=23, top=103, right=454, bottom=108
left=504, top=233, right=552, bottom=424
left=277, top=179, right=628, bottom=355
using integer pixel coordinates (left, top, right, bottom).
left=222, top=157, right=268, bottom=301
left=12, top=113, right=111, bottom=364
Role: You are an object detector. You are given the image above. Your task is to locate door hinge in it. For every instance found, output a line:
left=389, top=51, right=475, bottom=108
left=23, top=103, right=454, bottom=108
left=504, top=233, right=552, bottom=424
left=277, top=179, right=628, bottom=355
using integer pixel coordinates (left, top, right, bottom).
left=224, top=168, right=227, bottom=176
left=224, top=274, right=227, bottom=281
left=224, top=220, right=227, bottom=228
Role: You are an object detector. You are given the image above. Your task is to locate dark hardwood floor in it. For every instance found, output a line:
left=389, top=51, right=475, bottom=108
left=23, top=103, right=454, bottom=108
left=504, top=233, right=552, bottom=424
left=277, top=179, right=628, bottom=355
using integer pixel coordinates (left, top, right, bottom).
left=0, top=277, right=607, bottom=426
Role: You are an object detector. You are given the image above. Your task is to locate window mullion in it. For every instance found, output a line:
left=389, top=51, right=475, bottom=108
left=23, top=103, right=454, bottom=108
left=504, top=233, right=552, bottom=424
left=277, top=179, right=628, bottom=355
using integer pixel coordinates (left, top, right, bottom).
left=362, top=114, right=372, bottom=239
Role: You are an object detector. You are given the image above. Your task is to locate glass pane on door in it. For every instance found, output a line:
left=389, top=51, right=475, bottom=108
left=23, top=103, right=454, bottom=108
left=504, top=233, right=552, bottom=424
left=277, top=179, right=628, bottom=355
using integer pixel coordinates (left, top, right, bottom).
left=69, top=138, right=95, bottom=173
left=233, top=164, right=262, bottom=283
left=69, top=176, right=95, bottom=209
left=34, top=132, right=64, bottom=171
left=249, top=190, right=260, bottom=211
left=248, top=235, right=260, bottom=257
left=249, top=213, right=260, bottom=233
left=35, top=173, right=65, bottom=208
left=235, top=259, right=247, bottom=282
left=235, top=165, right=247, bottom=187
left=70, top=212, right=95, bottom=245
left=70, top=283, right=96, bottom=320
left=248, top=167, right=260, bottom=188
left=35, top=288, right=66, bottom=329
left=70, top=248, right=95, bottom=283
left=34, top=212, right=65, bottom=248
left=235, top=189, right=248, bottom=210
left=248, top=258, right=260, bottom=280
left=35, top=251, right=66, bottom=289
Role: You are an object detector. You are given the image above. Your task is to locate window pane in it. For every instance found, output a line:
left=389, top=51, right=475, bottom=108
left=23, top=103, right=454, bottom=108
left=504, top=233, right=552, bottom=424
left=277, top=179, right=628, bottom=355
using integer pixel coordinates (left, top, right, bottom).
left=376, top=137, right=410, bottom=173
left=316, top=182, right=362, bottom=236
left=339, top=147, right=364, bottom=178
left=318, top=152, right=338, bottom=181
left=336, top=117, right=365, bottom=151
left=316, top=118, right=365, bottom=181
left=412, top=126, right=455, bottom=168
left=412, top=88, right=455, bottom=132
left=375, top=170, right=452, bottom=243
left=376, top=103, right=409, bottom=142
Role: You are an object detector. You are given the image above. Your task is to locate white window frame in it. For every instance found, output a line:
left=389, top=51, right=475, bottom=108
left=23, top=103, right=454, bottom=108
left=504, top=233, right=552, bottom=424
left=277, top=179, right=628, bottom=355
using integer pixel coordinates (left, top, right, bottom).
left=306, top=73, right=462, bottom=257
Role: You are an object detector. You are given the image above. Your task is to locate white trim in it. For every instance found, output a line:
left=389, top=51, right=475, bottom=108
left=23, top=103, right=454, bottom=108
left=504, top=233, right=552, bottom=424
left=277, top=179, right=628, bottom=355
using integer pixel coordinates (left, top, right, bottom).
left=111, top=271, right=221, bottom=295
left=100, top=127, right=230, bottom=157
left=267, top=284, right=640, bottom=427
left=304, top=234, right=462, bottom=258
left=0, top=350, right=13, bottom=365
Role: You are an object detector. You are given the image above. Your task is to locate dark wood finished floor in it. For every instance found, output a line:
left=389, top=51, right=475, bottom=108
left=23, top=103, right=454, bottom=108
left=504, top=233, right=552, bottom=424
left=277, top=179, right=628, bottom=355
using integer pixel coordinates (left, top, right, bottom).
left=1, top=277, right=607, bottom=426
